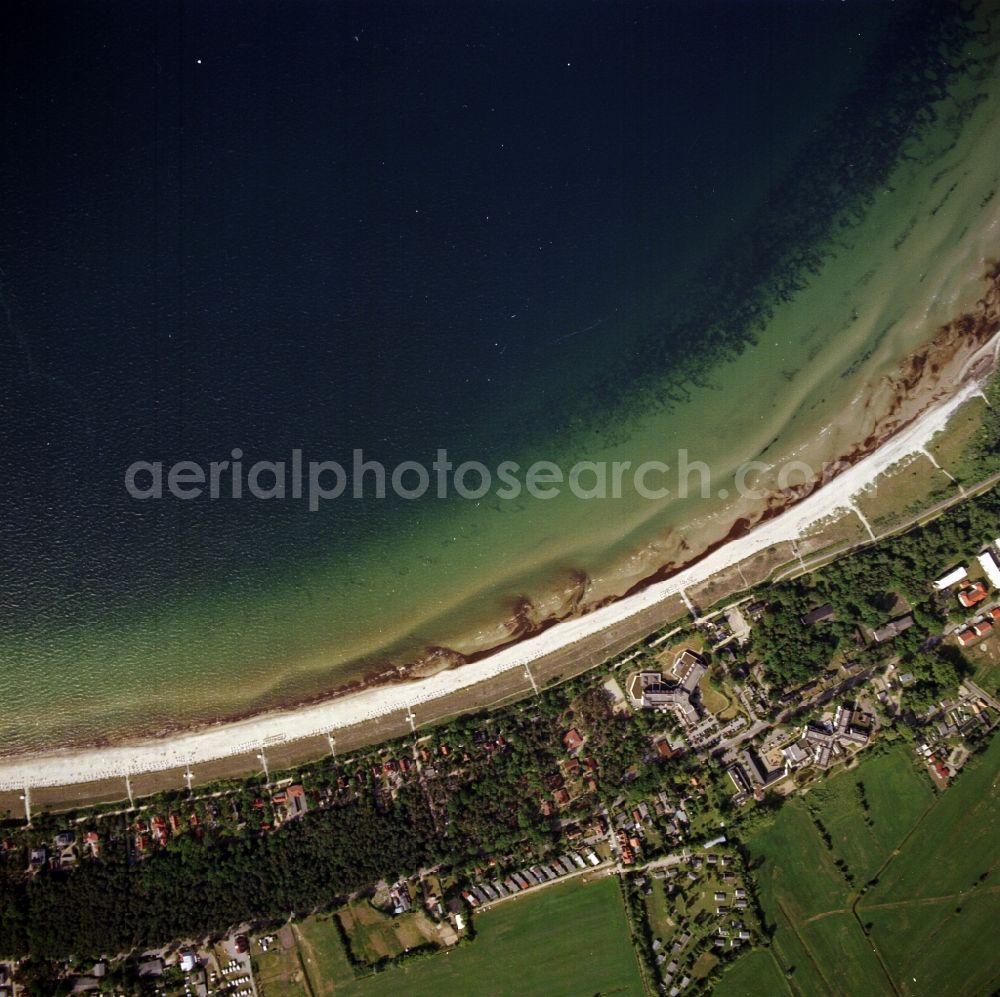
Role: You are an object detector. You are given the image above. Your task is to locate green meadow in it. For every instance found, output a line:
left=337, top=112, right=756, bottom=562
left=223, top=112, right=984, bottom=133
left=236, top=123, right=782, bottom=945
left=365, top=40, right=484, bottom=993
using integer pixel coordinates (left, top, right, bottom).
left=349, top=876, right=643, bottom=997
left=858, top=736, right=1000, bottom=996
left=739, top=739, right=1000, bottom=997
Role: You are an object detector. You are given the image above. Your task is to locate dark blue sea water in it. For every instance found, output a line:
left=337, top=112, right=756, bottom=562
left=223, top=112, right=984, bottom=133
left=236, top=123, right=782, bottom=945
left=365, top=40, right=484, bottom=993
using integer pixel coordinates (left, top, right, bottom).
left=4, top=0, right=964, bottom=747
left=0, top=0, right=889, bottom=607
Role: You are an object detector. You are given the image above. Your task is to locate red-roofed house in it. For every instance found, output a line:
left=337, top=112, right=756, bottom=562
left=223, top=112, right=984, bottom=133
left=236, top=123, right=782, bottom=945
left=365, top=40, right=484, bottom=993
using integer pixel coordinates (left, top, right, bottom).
left=959, top=583, right=988, bottom=608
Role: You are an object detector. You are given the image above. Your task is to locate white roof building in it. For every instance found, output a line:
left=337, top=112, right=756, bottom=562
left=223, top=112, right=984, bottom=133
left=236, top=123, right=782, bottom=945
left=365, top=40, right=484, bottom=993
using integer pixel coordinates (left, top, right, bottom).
left=978, top=550, right=1000, bottom=589
left=933, top=565, right=968, bottom=590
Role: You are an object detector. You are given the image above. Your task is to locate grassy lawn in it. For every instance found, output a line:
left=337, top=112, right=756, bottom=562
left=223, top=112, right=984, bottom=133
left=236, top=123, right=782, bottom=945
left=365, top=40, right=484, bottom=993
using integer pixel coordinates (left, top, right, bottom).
left=713, top=949, right=792, bottom=997
left=855, top=453, right=951, bottom=529
left=643, top=877, right=678, bottom=944
left=698, top=670, right=732, bottom=715
left=335, top=903, right=441, bottom=965
left=255, top=918, right=358, bottom=997
left=927, top=395, right=989, bottom=482
left=255, top=942, right=311, bottom=997
left=296, top=915, right=361, bottom=994
left=959, top=631, right=1000, bottom=696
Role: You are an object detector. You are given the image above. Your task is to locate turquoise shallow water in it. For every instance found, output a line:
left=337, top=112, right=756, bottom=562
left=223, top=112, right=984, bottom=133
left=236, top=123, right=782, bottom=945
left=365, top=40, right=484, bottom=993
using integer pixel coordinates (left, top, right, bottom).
left=0, top=0, right=993, bottom=752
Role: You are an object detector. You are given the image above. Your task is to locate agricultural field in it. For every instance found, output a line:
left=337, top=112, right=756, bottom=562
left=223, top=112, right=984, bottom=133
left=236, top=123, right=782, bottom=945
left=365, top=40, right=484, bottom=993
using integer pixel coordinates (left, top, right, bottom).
left=857, top=736, right=1000, bottom=996
left=859, top=891, right=998, bottom=996
left=862, top=735, right=1000, bottom=902
left=797, top=913, right=893, bottom=996
left=736, top=739, right=1000, bottom=997
left=746, top=802, right=851, bottom=997
left=256, top=875, right=642, bottom=997
left=748, top=803, right=846, bottom=920
left=351, top=875, right=642, bottom=997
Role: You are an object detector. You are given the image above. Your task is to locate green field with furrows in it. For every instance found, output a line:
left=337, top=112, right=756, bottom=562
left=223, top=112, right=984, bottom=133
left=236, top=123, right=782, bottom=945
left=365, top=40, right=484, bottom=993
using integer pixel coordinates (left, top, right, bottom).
left=858, top=892, right=999, bottom=997
left=258, top=875, right=643, bottom=997
left=856, top=736, right=1000, bottom=997
left=748, top=803, right=847, bottom=919
left=860, top=736, right=1000, bottom=901
left=738, top=740, right=1000, bottom=997
left=798, top=913, right=892, bottom=996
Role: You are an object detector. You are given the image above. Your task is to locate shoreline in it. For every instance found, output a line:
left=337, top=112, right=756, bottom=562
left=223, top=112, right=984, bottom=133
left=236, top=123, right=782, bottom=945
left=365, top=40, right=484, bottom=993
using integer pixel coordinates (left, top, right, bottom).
left=1, top=308, right=997, bottom=791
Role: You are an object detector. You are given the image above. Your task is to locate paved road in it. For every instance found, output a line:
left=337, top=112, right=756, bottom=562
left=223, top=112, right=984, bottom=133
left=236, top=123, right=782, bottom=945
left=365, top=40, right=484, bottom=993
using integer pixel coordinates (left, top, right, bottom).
left=965, top=678, right=1000, bottom=714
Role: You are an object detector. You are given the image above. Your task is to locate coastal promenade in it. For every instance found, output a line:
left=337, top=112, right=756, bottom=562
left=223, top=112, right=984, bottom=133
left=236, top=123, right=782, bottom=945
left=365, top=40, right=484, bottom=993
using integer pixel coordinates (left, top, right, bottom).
left=0, top=375, right=988, bottom=815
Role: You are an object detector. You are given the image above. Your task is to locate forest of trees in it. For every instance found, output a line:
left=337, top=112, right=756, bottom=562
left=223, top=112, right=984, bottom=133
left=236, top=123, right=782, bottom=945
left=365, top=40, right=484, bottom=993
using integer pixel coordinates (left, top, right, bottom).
left=0, top=675, right=680, bottom=964
left=0, top=785, right=440, bottom=962
left=752, top=481, right=1000, bottom=700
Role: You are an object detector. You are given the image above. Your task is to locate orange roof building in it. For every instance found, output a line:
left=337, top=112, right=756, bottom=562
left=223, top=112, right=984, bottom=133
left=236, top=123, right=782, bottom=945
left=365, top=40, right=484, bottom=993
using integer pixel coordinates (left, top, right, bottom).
left=958, top=583, right=988, bottom=608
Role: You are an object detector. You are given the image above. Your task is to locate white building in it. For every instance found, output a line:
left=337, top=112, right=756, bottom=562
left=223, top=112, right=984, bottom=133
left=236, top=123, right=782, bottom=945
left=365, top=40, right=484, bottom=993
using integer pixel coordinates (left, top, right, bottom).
left=978, top=550, right=1000, bottom=589
left=933, top=565, right=968, bottom=591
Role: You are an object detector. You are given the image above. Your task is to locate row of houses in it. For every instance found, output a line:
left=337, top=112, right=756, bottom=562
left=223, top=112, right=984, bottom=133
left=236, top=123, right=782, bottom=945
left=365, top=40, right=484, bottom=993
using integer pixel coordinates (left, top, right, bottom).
left=957, top=609, right=999, bottom=646
left=22, top=829, right=102, bottom=874
left=462, top=850, right=599, bottom=907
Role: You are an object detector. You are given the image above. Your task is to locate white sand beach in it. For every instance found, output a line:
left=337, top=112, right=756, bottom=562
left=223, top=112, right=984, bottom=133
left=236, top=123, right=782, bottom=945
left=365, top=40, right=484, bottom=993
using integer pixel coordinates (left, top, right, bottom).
left=0, top=343, right=993, bottom=791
